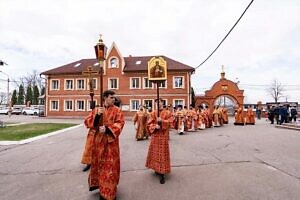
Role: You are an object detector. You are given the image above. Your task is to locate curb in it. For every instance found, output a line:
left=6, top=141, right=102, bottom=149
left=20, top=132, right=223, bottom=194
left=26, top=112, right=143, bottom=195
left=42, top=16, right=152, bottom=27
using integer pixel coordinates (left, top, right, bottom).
left=0, top=124, right=83, bottom=146
left=275, top=124, right=300, bottom=131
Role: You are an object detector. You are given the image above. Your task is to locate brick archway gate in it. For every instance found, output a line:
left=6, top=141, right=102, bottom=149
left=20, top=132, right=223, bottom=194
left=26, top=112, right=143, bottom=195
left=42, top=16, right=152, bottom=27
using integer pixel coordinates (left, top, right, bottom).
left=195, top=71, right=244, bottom=113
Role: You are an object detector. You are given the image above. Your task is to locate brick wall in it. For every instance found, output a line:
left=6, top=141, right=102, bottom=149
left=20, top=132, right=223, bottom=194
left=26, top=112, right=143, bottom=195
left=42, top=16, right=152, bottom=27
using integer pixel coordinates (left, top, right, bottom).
left=45, top=45, right=192, bottom=117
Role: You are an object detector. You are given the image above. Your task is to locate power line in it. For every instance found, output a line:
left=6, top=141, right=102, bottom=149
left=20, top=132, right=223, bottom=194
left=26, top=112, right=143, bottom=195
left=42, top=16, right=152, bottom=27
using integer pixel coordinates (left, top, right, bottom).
left=195, top=0, right=254, bottom=70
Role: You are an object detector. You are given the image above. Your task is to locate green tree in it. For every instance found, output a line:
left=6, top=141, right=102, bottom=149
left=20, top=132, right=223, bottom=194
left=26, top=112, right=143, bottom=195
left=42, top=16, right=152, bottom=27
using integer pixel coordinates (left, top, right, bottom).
left=17, top=84, right=25, bottom=105
left=25, top=85, right=33, bottom=105
left=40, top=86, right=45, bottom=95
left=32, top=85, right=39, bottom=105
left=191, top=87, right=196, bottom=107
left=11, top=90, right=17, bottom=105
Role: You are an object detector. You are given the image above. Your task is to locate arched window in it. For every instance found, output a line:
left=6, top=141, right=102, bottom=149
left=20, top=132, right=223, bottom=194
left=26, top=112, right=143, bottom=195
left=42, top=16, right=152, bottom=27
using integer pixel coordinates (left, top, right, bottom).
left=110, top=57, right=119, bottom=68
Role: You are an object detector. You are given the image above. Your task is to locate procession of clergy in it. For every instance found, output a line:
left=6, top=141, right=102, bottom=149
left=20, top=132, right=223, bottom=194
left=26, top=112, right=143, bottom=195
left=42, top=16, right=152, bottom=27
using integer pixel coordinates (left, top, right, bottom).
left=133, top=104, right=256, bottom=140
left=80, top=90, right=256, bottom=200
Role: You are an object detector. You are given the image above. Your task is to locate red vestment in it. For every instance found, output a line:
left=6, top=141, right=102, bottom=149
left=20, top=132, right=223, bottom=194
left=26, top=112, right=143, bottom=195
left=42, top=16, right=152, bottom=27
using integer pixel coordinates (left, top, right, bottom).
left=222, top=107, right=229, bottom=124
left=175, top=110, right=185, bottom=133
left=186, top=109, right=197, bottom=131
left=133, top=110, right=148, bottom=140
left=146, top=109, right=172, bottom=174
left=81, top=111, right=96, bottom=164
left=212, top=108, right=221, bottom=127
left=88, top=105, right=125, bottom=200
left=246, top=107, right=255, bottom=124
left=234, top=107, right=245, bottom=125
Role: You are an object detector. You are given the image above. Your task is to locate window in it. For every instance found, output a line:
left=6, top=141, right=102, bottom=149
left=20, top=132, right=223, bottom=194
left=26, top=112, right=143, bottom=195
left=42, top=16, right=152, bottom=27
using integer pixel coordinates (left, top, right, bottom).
left=173, top=76, right=184, bottom=88
left=77, top=79, right=85, bottom=90
left=87, top=100, right=97, bottom=111
left=151, top=99, right=167, bottom=109
left=162, top=99, right=167, bottom=106
left=108, top=78, right=118, bottom=89
left=65, top=80, right=74, bottom=90
left=65, top=100, right=73, bottom=111
left=109, top=57, right=119, bottom=68
left=51, top=100, right=59, bottom=110
left=144, top=99, right=153, bottom=109
left=51, top=80, right=59, bottom=90
left=92, top=79, right=97, bottom=89
left=174, top=99, right=184, bottom=107
left=76, top=100, right=85, bottom=111
left=157, top=81, right=166, bottom=88
left=131, top=77, right=140, bottom=89
left=131, top=100, right=140, bottom=111
left=143, top=77, right=153, bottom=89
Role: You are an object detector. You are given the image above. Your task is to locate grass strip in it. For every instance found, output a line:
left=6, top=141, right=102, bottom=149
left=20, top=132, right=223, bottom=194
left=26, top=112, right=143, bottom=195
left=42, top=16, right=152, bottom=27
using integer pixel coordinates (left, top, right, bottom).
left=0, top=123, right=77, bottom=141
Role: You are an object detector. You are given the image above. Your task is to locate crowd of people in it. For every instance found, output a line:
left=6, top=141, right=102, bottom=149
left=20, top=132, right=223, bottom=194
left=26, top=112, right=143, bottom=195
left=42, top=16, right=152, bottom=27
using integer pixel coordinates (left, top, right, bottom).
left=79, top=91, right=261, bottom=200
left=133, top=103, right=257, bottom=140
left=267, top=104, right=298, bottom=125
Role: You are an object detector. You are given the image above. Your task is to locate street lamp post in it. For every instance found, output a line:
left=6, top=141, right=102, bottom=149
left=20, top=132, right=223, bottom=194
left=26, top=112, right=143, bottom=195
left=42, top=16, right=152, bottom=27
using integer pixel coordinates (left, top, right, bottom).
left=94, top=35, right=107, bottom=126
left=0, top=60, right=8, bottom=66
left=0, top=71, right=10, bottom=105
left=39, top=75, right=47, bottom=116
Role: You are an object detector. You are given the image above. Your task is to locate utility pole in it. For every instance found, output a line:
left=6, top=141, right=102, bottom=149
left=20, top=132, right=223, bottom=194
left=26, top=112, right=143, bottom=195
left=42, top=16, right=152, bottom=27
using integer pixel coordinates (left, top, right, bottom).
left=7, top=78, right=9, bottom=104
left=0, top=60, right=9, bottom=104
left=0, top=71, right=10, bottom=104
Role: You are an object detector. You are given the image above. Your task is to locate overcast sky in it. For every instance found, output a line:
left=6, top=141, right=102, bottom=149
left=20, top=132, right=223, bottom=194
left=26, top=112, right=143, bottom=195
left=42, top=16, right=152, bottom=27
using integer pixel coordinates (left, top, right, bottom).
left=0, top=0, right=299, bottom=103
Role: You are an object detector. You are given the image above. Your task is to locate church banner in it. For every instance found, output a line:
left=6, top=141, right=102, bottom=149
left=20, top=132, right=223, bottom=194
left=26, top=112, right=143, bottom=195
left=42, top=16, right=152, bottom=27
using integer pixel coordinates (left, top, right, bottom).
left=148, top=56, right=167, bottom=81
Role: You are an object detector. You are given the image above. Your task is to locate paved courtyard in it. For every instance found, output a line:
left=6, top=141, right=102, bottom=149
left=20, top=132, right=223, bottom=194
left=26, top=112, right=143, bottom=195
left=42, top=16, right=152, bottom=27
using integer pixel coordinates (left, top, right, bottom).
left=0, top=115, right=300, bottom=200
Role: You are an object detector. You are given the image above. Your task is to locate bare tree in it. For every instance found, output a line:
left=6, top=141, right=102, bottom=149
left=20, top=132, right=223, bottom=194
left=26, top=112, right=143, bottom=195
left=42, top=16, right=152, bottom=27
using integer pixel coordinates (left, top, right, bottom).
left=21, top=70, right=43, bottom=89
left=267, top=79, right=285, bottom=103
left=0, top=92, right=7, bottom=105
left=15, top=70, right=44, bottom=94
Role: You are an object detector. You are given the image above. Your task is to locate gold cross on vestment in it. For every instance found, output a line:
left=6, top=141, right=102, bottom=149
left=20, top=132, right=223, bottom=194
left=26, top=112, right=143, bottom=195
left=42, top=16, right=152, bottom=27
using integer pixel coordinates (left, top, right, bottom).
left=82, top=66, right=99, bottom=93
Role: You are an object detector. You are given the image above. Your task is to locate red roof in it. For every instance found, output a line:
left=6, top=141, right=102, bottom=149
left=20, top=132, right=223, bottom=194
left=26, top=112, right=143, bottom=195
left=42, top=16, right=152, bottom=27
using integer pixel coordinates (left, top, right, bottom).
left=41, top=59, right=99, bottom=75
left=41, top=56, right=194, bottom=75
left=123, top=56, right=194, bottom=72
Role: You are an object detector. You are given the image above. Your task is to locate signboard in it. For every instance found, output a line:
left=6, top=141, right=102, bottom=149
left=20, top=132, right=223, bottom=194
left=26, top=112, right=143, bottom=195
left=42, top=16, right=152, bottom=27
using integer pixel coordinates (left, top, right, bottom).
left=148, top=56, right=167, bottom=81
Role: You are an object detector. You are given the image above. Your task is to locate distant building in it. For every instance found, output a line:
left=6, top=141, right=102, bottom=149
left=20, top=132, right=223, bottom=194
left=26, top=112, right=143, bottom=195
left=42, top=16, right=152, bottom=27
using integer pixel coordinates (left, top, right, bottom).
left=41, top=42, right=195, bottom=117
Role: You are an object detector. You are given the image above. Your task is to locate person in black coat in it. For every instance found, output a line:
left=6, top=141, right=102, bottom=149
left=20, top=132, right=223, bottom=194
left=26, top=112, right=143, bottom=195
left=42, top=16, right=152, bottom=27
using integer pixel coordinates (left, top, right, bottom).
left=268, top=106, right=275, bottom=124
left=290, top=106, right=298, bottom=123
left=274, top=106, right=280, bottom=124
left=279, top=105, right=288, bottom=125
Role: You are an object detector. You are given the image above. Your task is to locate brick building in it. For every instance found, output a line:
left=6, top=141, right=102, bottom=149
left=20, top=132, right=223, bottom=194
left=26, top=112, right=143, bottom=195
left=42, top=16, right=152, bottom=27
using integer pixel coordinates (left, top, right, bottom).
left=41, top=43, right=195, bottom=117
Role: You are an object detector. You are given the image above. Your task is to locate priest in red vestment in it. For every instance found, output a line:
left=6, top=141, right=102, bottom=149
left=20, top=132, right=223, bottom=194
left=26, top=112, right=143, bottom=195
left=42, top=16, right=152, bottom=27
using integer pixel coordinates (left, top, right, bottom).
left=81, top=106, right=98, bottom=172
left=133, top=105, right=148, bottom=140
left=88, top=90, right=125, bottom=200
left=234, top=105, right=245, bottom=125
left=146, top=98, right=172, bottom=184
left=246, top=105, right=255, bottom=125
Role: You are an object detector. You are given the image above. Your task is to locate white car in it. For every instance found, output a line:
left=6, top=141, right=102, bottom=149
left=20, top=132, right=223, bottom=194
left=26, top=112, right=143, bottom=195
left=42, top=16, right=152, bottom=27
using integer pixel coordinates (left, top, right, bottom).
left=22, top=107, right=39, bottom=115
left=0, top=107, right=9, bottom=115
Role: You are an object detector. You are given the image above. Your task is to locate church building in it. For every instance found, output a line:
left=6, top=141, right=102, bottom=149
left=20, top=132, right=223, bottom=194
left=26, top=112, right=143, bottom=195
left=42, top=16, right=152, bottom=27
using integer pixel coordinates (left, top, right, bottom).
left=41, top=42, right=195, bottom=117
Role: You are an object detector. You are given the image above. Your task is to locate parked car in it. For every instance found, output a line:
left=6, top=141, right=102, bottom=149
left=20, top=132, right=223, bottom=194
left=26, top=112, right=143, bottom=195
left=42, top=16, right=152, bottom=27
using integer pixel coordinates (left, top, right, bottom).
left=22, top=107, right=39, bottom=115
left=0, top=107, right=9, bottom=115
left=38, top=108, right=45, bottom=117
left=12, top=107, right=22, bottom=115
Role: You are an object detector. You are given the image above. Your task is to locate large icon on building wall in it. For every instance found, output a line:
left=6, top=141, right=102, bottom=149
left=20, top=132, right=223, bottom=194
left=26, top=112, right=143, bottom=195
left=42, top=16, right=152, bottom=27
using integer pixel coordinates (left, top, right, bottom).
left=148, top=56, right=167, bottom=81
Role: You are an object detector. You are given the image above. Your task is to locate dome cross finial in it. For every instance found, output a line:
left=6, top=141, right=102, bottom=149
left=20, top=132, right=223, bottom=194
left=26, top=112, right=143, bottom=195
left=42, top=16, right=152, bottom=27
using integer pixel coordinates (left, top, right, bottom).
left=221, top=65, right=225, bottom=79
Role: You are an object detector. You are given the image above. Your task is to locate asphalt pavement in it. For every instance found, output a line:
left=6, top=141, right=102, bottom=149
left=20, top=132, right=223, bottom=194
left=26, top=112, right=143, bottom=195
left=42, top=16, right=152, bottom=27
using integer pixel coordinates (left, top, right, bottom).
left=0, top=115, right=300, bottom=200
